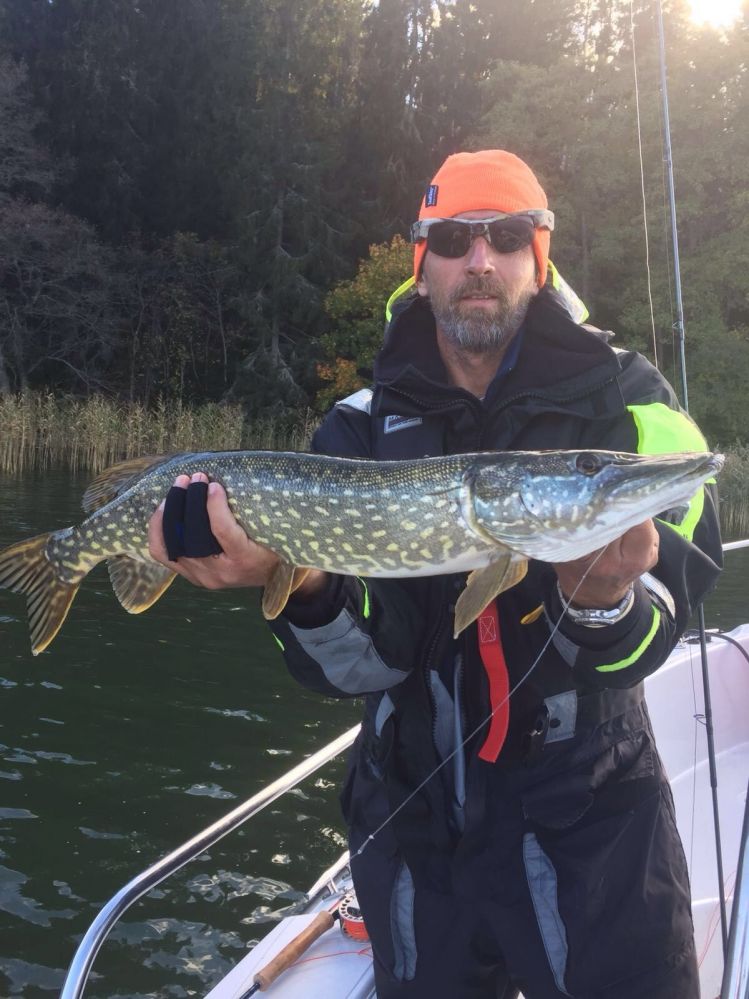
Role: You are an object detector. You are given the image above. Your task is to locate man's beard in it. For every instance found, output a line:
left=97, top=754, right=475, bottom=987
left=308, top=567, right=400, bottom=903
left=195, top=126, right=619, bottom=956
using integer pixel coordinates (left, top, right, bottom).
left=429, top=277, right=534, bottom=354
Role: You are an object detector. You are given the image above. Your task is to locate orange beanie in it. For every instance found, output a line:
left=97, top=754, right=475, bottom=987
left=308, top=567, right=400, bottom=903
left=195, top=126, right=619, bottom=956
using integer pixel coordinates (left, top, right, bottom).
left=414, top=150, right=551, bottom=287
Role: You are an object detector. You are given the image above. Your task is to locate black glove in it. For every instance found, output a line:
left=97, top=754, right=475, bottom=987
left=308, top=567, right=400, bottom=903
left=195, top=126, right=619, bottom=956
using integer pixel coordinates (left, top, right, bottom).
left=162, top=480, right=223, bottom=560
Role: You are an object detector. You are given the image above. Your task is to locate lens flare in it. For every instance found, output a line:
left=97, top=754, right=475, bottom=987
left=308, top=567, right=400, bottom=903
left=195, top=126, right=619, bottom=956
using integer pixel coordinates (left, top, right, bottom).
left=689, top=0, right=743, bottom=28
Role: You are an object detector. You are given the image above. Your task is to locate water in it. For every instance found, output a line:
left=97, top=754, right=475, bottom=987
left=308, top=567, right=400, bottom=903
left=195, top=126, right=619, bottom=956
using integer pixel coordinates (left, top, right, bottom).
left=0, top=468, right=746, bottom=998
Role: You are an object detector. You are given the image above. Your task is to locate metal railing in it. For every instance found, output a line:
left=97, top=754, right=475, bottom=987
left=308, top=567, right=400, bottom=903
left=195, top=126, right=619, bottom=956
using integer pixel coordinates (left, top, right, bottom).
left=721, top=781, right=749, bottom=999
left=60, top=724, right=360, bottom=999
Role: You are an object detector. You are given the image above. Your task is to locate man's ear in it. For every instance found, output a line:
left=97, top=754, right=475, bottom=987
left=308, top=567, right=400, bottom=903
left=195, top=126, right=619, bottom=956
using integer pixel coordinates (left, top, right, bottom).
left=416, top=270, right=429, bottom=298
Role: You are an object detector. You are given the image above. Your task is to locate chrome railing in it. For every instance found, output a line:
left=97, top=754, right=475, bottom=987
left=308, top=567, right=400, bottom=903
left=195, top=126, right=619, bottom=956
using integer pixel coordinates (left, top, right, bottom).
left=721, top=781, right=749, bottom=999
left=60, top=724, right=360, bottom=999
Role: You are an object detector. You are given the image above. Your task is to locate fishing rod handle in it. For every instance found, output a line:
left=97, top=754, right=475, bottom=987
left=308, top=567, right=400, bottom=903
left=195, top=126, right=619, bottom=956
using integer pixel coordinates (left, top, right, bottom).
left=253, top=909, right=335, bottom=990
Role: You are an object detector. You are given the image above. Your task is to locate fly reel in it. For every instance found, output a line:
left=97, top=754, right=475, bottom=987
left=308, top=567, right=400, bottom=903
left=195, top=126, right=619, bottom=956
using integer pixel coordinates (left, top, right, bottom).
left=338, top=888, right=369, bottom=941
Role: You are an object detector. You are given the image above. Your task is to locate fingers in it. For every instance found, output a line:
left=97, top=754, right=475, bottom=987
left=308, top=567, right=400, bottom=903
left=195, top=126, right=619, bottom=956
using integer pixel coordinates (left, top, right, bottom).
left=147, top=471, right=280, bottom=589
left=205, top=480, right=250, bottom=550
left=553, top=518, right=659, bottom=608
left=619, top=519, right=659, bottom=573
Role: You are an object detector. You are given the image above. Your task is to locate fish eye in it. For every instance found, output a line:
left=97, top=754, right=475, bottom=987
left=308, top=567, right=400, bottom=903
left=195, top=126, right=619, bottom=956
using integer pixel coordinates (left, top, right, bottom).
left=575, top=452, right=602, bottom=476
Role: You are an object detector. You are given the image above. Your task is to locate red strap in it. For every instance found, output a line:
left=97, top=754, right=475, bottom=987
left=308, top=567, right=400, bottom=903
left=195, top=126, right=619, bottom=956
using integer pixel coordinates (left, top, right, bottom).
left=476, top=601, right=510, bottom=763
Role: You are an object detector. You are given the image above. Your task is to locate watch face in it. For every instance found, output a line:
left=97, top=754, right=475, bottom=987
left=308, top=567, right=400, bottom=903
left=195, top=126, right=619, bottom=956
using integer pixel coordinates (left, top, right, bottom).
left=560, top=583, right=635, bottom=627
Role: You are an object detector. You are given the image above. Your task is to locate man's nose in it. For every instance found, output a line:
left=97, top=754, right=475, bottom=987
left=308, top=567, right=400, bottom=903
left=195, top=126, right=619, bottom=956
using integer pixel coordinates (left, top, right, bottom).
left=464, top=236, right=495, bottom=275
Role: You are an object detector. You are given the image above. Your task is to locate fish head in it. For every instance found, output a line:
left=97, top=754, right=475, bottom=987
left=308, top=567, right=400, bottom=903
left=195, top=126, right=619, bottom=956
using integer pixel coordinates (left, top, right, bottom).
left=468, top=449, right=723, bottom=562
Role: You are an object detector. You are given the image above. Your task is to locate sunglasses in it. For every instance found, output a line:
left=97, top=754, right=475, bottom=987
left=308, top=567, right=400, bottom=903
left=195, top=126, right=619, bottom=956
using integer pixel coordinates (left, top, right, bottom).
left=410, top=210, right=554, bottom=259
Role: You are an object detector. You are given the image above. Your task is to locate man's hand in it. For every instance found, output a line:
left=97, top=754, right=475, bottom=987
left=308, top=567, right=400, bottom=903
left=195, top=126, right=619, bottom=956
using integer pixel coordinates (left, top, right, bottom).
left=148, top=472, right=328, bottom=598
left=553, top=519, right=659, bottom=609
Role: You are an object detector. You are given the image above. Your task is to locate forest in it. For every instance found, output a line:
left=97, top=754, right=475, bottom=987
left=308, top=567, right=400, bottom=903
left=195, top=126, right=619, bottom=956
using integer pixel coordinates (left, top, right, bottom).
left=0, top=0, right=747, bottom=446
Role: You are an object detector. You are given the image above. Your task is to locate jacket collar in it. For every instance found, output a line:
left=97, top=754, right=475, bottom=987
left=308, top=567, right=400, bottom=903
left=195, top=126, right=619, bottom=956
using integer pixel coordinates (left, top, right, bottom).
left=372, top=287, right=621, bottom=414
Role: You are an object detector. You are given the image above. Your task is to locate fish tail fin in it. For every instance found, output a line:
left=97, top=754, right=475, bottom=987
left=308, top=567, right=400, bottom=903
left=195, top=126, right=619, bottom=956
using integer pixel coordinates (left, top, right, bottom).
left=0, top=533, right=79, bottom=655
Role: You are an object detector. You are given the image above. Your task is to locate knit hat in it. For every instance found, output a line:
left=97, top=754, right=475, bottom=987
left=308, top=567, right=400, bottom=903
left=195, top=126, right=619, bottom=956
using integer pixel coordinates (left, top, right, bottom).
left=414, top=150, right=551, bottom=287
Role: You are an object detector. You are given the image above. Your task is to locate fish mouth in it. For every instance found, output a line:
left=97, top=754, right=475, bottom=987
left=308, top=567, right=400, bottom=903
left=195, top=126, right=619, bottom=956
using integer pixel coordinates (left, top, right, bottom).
left=605, top=452, right=723, bottom=510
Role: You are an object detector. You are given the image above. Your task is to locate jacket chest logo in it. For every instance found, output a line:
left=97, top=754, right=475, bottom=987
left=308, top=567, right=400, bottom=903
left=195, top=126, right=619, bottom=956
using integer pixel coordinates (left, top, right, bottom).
left=384, top=414, right=423, bottom=434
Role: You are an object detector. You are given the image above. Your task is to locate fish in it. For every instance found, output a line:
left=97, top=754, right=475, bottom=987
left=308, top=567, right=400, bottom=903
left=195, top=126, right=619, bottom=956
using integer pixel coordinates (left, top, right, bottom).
left=0, top=448, right=722, bottom=655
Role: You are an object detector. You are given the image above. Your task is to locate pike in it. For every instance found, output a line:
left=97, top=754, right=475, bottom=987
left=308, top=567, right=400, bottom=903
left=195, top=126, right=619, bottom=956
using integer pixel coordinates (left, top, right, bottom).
left=0, top=448, right=722, bottom=655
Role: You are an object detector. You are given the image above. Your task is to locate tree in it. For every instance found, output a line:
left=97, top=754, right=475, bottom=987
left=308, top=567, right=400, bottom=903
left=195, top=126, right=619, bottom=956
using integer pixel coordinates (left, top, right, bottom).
left=316, top=235, right=413, bottom=409
left=0, top=198, right=118, bottom=394
left=0, top=56, right=54, bottom=202
left=115, top=233, right=241, bottom=406
left=476, top=0, right=749, bottom=442
left=225, top=0, right=364, bottom=415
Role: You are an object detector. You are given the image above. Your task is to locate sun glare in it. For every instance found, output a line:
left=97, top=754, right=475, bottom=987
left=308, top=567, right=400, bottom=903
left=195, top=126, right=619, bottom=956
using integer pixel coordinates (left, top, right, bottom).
left=689, top=0, right=743, bottom=28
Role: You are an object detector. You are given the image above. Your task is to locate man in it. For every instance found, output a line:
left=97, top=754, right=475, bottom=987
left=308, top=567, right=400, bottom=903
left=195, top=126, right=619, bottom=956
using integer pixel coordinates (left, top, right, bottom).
left=149, top=150, right=722, bottom=998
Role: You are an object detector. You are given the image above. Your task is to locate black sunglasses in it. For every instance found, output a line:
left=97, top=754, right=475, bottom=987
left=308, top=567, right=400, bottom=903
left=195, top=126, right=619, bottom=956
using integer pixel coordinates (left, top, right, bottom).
left=411, top=210, right=554, bottom=259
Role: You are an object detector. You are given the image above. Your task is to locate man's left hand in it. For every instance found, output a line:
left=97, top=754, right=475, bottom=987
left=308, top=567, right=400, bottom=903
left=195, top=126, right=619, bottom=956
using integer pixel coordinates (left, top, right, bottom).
left=553, top=519, right=659, bottom=609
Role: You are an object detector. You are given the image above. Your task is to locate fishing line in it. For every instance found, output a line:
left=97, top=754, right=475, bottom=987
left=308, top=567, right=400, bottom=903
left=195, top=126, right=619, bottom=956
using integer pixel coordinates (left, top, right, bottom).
left=353, top=547, right=610, bottom=859
left=630, top=0, right=659, bottom=367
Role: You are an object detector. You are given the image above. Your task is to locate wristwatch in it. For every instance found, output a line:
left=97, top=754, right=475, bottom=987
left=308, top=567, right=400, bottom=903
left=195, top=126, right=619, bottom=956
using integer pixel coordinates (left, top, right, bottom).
left=557, top=580, right=636, bottom=628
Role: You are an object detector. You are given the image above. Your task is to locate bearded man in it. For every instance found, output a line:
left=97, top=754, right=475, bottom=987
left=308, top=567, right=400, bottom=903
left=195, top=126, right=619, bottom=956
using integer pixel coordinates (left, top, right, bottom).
left=150, top=150, right=722, bottom=998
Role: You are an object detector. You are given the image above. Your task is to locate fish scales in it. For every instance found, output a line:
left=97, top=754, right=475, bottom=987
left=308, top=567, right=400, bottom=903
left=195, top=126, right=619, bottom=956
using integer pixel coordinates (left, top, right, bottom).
left=0, top=448, right=723, bottom=654
left=51, top=451, right=495, bottom=578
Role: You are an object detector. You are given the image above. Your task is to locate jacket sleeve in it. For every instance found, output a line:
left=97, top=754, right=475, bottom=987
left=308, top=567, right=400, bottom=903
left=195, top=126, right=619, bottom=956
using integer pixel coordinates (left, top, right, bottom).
left=546, top=351, right=723, bottom=690
left=267, top=396, right=428, bottom=699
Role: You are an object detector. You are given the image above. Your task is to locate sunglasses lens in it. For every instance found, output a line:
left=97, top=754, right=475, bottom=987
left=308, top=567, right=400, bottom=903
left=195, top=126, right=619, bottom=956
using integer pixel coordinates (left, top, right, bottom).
left=425, top=217, right=537, bottom=258
left=487, top=216, right=536, bottom=253
left=426, top=221, right=472, bottom=258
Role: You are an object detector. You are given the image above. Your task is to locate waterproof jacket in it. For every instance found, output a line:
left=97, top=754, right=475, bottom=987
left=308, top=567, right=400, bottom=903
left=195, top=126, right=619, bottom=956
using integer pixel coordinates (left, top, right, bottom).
left=268, top=286, right=722, bottom=891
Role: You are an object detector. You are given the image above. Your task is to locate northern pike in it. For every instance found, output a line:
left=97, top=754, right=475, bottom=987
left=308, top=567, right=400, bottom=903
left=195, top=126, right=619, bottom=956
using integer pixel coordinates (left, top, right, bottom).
left=0, top=448, right=722, bottom=655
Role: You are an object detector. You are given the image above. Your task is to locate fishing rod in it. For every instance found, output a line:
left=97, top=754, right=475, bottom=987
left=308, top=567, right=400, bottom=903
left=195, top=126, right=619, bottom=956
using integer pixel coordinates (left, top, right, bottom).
left=652, top=0, right=729, bottom=956
left=237, top=901, right=342, bottom=998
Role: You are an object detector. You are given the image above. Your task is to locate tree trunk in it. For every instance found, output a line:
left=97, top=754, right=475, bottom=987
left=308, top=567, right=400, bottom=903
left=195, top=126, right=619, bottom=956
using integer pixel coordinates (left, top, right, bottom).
left=0, top=343, right=13, bottom=396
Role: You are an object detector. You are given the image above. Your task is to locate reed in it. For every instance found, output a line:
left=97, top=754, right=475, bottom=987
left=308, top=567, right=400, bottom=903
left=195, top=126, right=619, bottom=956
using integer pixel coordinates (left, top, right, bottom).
left=0, top=393, right=319, bottom=475
left=717, top=443, right=749, bottom=541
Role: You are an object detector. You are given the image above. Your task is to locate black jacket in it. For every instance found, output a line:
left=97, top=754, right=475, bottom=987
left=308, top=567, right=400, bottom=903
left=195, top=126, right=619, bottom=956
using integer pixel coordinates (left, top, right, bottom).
left=268, top=287, right=722, bottom=887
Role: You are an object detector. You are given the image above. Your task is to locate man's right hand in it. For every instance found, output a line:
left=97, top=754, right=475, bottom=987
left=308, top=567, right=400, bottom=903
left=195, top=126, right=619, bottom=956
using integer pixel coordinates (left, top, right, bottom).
left=148, top=472, right=328, bottom=599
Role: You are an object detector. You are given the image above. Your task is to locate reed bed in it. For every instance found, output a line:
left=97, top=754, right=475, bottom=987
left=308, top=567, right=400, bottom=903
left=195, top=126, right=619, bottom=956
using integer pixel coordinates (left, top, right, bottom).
left=717, top=443, right=749, bottom=541
left=0, top=393, right=318, bottom=475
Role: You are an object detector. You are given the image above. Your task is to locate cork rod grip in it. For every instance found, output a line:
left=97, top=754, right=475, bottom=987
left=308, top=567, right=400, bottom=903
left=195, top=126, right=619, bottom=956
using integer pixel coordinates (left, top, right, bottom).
left=253, top=910, right=335, bottom=990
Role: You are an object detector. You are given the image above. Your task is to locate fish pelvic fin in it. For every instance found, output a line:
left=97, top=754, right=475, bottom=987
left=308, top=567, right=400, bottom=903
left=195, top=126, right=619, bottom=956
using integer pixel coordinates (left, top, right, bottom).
left=0, top=533, right=79, bottom=656
left=261, top=563, right=309, bottom=621
left=453, top=554, right=528, bottom=638
left=83, top=454, right=176, bottom=513
left=107, top=557, right=177, bottom=614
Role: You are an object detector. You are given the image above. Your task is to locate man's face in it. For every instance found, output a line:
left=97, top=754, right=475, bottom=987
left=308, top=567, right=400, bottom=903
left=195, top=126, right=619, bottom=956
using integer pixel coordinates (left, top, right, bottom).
left=416, top=210, right=538, bottom=354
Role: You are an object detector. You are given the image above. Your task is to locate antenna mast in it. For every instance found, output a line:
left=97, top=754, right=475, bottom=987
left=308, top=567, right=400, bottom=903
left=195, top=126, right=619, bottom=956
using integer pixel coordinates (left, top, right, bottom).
left=653, top=0, right=728, bottom=956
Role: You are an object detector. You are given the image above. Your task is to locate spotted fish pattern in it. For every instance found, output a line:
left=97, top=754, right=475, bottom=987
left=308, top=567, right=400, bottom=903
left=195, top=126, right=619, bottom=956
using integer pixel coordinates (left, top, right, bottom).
left=0, top=448, right=722, bottom=655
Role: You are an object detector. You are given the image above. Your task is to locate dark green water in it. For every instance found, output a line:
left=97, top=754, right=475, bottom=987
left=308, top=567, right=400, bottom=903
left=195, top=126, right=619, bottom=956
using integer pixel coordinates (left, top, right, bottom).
left=0, top=468, right=746, bottom=998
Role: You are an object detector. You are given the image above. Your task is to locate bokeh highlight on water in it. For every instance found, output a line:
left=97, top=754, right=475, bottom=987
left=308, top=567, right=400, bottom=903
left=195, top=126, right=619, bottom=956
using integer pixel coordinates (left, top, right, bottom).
left=0, top=467, right=746, bottom=997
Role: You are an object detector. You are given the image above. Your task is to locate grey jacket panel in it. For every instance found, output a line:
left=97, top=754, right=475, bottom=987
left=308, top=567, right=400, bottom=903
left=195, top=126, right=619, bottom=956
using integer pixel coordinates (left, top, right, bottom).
left=288, top=609, right=409, bottom=695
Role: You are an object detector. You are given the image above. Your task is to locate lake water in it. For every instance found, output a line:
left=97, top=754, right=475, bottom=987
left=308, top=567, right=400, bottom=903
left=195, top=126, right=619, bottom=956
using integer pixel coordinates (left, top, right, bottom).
left=0, top=467, right=747, bottom=998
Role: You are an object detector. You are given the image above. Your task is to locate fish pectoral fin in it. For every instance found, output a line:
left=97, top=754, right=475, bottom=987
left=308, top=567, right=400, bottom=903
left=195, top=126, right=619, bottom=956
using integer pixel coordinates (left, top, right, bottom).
left=82, top=454, right=177, bottom=513
left=453, top=555, right=528, bottom=638
left=107, top=557, right=177, bottom=614
left=262, top=560, right=299, bottom=620
left=290, top=567, right=310, bottom=594
left=0, top=532, right=79, bottom=656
